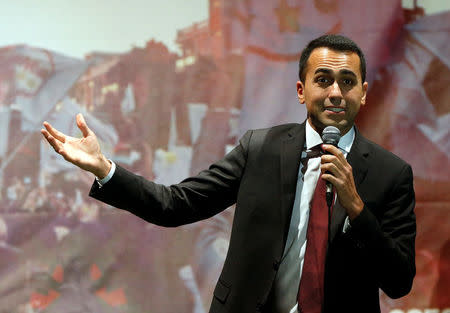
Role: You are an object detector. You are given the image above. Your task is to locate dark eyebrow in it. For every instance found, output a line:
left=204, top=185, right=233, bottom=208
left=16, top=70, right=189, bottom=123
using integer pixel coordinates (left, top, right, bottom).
left=339, top=69, right=357, bottom=78
left=314, top=68, right=357, bottom=79
left=314, top=68, right=332, bottom=75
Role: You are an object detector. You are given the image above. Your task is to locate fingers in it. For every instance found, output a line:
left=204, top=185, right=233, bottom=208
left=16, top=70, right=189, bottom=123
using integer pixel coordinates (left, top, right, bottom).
left=76, top=113, right=92, bottom=138
left=321, top=144, right=345, bottom=160
left=41, top=128, right=64, bottom=154
left=320, top=156, right=355, bottom=193
left=321, top=161, right=338, bottom=175
left=320, top=145, right=353, bottom=185
left=320, top=146, right=363, bottom=216
left=321, top=171, right=338, bottom=186
left=321, top=155, right=346, bottom=174
left=42, top=121, right=66, bottom=143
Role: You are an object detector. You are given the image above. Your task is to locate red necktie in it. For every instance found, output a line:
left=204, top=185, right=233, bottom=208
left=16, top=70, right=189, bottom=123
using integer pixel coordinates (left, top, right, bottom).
left=297, top=174, right=332, bottom=313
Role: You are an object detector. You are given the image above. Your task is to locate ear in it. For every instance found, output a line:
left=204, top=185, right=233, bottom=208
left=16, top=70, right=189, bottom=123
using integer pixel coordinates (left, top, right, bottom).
left=297, top=81, right=306, bottom=104
left=361, top=81, right=368, bottom=106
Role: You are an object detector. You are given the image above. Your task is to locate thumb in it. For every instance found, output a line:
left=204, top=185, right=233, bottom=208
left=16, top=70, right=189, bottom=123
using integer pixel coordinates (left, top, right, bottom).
left=76, top=113, right=92, bottom=137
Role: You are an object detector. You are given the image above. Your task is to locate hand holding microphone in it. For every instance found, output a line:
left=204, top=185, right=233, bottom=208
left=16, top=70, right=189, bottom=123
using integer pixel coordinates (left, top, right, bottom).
left=321, top=126, right=341, bottom=207
left=320, top=126, right=364, bottom=220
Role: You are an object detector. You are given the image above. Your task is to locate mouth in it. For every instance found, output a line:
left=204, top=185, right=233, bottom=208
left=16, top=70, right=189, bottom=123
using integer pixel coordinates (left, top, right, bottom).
left=324, top=107, right=345, bottom=113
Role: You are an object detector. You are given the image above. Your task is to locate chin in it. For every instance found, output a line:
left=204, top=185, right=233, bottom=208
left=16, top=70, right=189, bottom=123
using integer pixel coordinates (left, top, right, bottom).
left=309, top=115, right=349, bottom=133
left=322, top=120, right=350, bottom=133
left=322, top=119, right=342, bottom=128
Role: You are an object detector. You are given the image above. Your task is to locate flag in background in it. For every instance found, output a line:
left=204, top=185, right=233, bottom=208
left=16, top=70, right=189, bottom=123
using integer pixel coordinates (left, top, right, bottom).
left=0, top=46, right=90, bottom=191
left=234, top=0, right=404, bottom=134
left=0, top=45, right=89, bottom=132
left=391, top=11, right=450, bottom=180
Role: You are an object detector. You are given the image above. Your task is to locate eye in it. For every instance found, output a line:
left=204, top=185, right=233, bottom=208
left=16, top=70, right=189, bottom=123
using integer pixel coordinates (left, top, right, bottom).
left=317, top=77, right=330, bottom=84
left=342, top=78, right=355, bottom=85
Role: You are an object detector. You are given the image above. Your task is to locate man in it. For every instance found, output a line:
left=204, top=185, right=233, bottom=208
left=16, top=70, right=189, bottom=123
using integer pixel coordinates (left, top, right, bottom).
left=41, top=35, right=416, bottom=313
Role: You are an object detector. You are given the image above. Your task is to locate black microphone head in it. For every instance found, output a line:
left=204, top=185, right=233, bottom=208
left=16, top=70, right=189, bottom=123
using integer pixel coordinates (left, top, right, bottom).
left=322, top=126, right=341, bottom=146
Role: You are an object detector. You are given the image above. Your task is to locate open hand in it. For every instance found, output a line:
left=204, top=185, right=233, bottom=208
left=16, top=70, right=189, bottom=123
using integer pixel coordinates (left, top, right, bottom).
left=41, top=113, right=111, bottom=178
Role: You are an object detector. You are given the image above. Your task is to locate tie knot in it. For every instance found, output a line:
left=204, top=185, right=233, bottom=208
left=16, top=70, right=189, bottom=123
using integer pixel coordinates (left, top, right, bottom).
left=301, top=145, right=323, bottom=177
left=306, top=144, right=323, bottom=159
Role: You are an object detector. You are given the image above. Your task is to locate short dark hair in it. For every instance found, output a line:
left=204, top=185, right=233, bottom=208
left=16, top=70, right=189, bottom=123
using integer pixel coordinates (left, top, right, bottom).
left=298, top=34, right=366, bottom=84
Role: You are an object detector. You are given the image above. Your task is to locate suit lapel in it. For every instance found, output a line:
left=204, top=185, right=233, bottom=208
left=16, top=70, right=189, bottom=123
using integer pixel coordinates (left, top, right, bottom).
left=329, top=128, right=370, bottom=243
left=280, top=123, right=305, bottom=241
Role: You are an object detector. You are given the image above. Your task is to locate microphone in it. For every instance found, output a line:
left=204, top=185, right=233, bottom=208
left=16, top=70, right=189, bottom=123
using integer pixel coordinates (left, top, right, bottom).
left=321, top=126, right=341, bottom=207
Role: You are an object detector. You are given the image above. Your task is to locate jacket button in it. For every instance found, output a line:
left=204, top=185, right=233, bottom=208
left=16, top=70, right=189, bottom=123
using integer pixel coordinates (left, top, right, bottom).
left=273, top=260, right=280, bottom=270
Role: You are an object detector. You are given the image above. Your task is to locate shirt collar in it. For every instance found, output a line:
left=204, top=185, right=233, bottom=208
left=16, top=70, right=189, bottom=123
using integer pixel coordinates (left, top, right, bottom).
left=305, top=120, right=323, bottom=149
left=338, top=126, right=355, bottom=154
left=305, top=120, right=355, bottom=154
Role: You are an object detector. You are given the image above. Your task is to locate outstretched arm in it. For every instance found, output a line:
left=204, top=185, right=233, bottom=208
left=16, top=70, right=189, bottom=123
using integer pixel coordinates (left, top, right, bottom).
left=89, top=131, right=252, bottom=227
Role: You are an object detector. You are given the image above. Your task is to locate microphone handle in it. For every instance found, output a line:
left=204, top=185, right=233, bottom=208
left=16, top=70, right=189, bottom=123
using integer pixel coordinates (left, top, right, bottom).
left=322, top=142, right=337, bottom=208
left=325, top=182, right=333, bottom=207
left=326, top=183, right=333, bottom=245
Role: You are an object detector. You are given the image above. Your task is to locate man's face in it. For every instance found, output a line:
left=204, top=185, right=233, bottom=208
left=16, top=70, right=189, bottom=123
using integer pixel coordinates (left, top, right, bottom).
left=297, top=47, right=368, bottom=135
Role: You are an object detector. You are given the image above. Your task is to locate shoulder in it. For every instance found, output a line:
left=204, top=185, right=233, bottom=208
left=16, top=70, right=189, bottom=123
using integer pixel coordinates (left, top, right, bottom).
left=356, top=130, right=412, bottom=173
left=243, top=122, right=304, bottom=143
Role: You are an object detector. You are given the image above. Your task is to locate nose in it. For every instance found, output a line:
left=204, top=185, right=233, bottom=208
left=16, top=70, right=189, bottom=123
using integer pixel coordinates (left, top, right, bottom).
left=329, top=81, right=343, bottom=105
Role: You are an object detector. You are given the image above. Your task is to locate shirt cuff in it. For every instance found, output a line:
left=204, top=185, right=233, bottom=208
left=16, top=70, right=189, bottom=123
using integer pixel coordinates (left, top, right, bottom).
left=96, top=160, right=116, bottom=187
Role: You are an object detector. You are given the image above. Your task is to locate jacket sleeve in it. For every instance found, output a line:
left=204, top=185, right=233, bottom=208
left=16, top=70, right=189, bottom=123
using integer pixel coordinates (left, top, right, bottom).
left=350, top=163, right=416, bottom=298
left=89, top=131, right=252, bottom=227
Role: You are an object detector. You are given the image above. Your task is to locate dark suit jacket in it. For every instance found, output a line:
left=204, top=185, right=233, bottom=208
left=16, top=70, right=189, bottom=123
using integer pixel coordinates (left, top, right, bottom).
left=89, top=122, right=416, bottom=313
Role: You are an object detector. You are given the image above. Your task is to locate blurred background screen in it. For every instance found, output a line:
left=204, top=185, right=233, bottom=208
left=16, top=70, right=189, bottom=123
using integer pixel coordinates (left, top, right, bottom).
left=0, top=0, right=448, bottom=312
